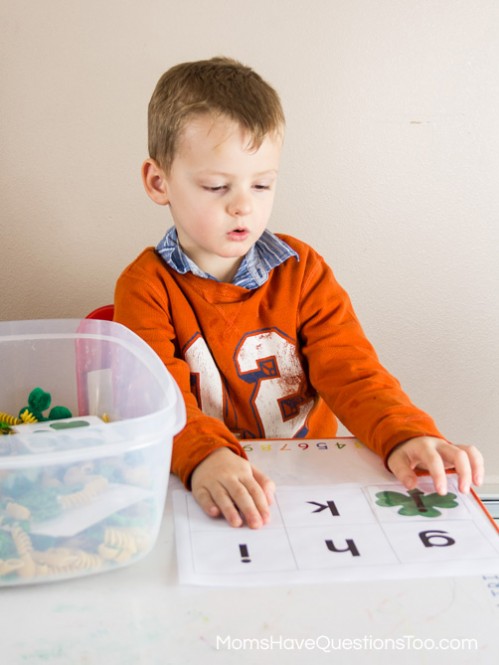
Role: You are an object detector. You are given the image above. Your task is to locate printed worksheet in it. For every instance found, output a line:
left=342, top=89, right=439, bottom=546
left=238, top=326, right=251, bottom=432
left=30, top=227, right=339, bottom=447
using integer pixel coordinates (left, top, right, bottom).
left=173, top=440, right=499, bottom=586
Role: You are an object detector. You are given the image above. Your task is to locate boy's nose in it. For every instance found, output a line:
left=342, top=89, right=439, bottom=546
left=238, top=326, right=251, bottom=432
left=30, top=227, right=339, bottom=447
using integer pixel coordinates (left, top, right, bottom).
left=227, top=191, right=252, bottom=216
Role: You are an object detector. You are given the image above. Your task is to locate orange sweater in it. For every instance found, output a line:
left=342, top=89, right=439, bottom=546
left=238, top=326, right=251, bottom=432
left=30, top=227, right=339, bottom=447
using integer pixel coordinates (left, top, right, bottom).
left=114, top=234, right=442, bottom=487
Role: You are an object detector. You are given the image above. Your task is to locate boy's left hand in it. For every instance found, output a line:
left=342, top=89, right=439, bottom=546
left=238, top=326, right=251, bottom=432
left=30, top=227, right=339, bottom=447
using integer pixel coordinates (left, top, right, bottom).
left=387, top=436, right=484, bottom=495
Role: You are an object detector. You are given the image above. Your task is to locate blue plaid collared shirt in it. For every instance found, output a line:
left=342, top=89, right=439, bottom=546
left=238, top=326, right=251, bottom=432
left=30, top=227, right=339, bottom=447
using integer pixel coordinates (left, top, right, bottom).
left=156, top=228, right=298, bottom=289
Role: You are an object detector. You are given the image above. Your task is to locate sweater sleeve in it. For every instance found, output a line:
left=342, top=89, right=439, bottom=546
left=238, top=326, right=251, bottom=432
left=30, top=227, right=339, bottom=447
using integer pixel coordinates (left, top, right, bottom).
left=114, top=252, right=246, bottom=488
left=296, top=247, right=444, bottom=463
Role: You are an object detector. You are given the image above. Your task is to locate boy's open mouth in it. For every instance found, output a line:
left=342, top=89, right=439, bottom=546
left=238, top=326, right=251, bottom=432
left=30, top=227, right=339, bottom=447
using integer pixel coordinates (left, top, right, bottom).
left=227, top=228, right=249, bottom=241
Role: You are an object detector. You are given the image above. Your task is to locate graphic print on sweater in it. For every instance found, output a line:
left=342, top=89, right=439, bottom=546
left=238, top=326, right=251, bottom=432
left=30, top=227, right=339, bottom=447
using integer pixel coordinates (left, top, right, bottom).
left=184, top=327, right=314, bottom=439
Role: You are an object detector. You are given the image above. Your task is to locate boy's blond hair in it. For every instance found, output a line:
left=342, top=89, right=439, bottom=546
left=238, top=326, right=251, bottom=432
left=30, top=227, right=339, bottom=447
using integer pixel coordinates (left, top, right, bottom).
left=148, top=57, right=285, bottom=173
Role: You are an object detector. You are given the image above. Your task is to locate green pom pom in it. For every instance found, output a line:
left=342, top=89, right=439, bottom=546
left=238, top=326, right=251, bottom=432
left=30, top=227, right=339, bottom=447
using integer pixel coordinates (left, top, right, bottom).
left=48, top=406, right=72, bottom=420
left=18, top=388, right=72, bottom=423
left=28, top=388, right=52, bottom=415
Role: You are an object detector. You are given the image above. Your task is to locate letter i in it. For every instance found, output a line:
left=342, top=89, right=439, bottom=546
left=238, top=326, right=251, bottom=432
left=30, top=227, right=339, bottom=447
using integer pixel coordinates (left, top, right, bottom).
left=239, top=544, right=251, bottom=563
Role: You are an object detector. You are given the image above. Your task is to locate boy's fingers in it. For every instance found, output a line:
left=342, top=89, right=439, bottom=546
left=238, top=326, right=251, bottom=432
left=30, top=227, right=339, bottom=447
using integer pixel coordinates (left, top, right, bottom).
left=387, top=442, right=448, bottom=494
left=456, top=444, right=484, bottom=487
left=215, top=492, right=246, bottom=528
left=440, top=444, right=472, bottom=493
left=388, top=438, right=484, bottom=497
left=387, top=458, right=420, bottom=492
left=190, top=450, right=274, bottom=529
left=252, top=466, right=276, bottom=505
left=197, top=484, right=245, bottom=527
left=421, top=450, right=448, bottom=495
left=211, top=465, right=273, bottom=528
left=193, top=486, right=222, bottom=519
left=386, top=445, right=420, bottom=489
left=228, top=477, right=269, bottom=528
left=196, top=479, right=266, bottom=529
left=242, top=479, right=272, bottom=526
left=469, top=445, right=485, bottom=486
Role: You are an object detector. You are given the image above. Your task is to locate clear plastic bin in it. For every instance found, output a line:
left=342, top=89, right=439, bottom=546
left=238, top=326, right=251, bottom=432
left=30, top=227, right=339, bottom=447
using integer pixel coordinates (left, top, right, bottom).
left=0, top=319, right=185, bottom=585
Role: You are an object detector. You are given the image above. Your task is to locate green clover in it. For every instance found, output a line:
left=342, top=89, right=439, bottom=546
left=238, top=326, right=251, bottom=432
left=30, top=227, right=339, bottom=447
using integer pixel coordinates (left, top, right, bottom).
left=375, top=488, right=458, bottom=518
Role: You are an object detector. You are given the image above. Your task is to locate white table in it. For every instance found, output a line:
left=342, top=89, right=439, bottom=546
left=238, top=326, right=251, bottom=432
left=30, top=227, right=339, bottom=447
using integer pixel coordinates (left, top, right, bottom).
left=2, top=443, right=499, bottom=665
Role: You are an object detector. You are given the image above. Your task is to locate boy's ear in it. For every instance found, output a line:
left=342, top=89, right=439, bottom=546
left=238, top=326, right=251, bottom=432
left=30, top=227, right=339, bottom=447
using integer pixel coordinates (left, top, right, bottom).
left=141, top=159, right=170, bottom=205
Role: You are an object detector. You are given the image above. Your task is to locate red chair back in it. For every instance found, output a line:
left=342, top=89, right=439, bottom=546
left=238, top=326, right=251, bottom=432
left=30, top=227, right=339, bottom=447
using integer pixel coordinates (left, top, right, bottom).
left=86, top=305, right=114, bottom=321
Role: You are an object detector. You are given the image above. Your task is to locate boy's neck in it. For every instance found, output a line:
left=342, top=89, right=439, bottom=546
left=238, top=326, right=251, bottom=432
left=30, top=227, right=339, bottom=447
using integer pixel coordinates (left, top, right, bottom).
left=180, top=244, right=245, bottom=283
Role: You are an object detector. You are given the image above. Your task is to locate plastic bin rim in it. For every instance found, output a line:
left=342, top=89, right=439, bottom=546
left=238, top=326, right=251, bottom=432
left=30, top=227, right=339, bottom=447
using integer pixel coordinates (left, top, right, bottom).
left=0, top=415, right=178, bottom=469
left=0, top=319, right=173, bottom=398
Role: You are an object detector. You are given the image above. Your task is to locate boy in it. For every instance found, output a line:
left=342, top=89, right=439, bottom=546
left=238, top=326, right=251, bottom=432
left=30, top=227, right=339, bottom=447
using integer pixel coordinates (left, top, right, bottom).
left=114, top=57, right=483, bottom=529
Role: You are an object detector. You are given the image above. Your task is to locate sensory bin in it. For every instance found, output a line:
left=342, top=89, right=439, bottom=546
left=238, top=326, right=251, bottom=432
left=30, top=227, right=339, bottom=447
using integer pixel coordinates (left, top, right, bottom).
left=0, top=319, right=185, bottom=585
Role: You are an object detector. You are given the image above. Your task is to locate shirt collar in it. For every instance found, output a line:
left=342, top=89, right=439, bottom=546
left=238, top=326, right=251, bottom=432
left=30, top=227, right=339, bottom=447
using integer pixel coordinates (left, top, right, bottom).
left=156, top=228, right=298, bottom=289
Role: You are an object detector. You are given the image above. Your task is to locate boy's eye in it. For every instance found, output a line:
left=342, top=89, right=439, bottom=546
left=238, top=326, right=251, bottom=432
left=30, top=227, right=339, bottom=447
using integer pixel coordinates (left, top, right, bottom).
left=203, top=185, right=226, bottom=192
left=201, top=183, right=273, bottom=192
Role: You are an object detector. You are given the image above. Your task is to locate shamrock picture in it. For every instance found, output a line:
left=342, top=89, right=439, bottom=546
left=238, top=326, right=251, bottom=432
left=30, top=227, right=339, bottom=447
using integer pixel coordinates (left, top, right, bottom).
left=375, top=488, right=459, bottom=518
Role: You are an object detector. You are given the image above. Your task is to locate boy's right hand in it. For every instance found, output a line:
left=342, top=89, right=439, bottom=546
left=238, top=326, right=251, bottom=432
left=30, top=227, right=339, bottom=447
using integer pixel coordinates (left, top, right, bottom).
left=190, top=447, right=275, bottom=529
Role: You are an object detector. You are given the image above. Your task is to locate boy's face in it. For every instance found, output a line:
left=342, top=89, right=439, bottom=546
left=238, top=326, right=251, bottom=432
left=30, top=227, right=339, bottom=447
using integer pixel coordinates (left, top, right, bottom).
left=149, top=114, right=282, bottom=282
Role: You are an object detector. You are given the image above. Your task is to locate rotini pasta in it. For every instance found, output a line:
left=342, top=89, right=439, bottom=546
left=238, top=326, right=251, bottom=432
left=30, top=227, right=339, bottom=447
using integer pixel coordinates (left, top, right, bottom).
left=63, top=463, right=95, bottom=486
left=16, top=555, right=37, bottom=579
left=122, top=466, right=152, bottom=488
left=10, top=525, right=33, bottom=557
left=98, top=543, right=119, bottom=560
left=0, top=440, right=160, bottom=584
left=104, top=527, right=139, bottom=554
left=32, top=547, right=79, bottom=567
left=33, top=548, right=104, bottom=574
left=0, top=558, right=24, bottom=576
left=0, top=412, right=21, bottom=426
left=58, top=476, right=108, bottom=510
left=97, top=527, right=151, bottom=564
left=70, top=550, right=103, bottom=570
left=5, top=501, right=31, bottom=520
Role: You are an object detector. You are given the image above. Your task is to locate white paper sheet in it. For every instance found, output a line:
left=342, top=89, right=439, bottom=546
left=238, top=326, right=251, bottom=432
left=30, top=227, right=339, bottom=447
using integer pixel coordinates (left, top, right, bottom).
left=173, top=439, right=499, bottom=586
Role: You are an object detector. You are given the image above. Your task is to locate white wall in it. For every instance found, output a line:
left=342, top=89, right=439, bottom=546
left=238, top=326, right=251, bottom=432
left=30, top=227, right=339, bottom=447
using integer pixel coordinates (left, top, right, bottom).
left=1, top=0, right=498, bottom=480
